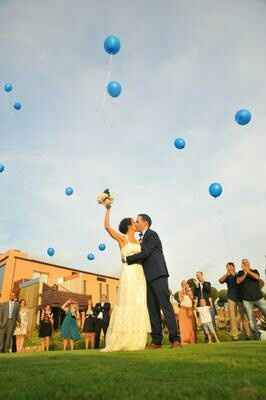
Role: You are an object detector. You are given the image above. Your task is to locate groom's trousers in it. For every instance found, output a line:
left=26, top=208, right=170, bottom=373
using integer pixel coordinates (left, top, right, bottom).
left=147, top=277, right=180, bottom=345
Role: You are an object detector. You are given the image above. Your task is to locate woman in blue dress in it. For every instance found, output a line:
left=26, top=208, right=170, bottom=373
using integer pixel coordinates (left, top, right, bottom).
left=61, top=299, right=81, bottom=350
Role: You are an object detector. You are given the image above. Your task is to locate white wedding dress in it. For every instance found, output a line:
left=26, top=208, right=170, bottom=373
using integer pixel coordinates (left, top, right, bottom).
left=102, top=240, right=151, bottom=352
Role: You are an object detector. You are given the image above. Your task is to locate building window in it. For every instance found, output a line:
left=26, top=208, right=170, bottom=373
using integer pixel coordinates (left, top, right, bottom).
left=99, top=282, right=103, bottom=299
left=83, top=280, right=87, bottom=295
left=32, top=271, right=48, bottom=284
left=0, top=264, right=6, bottom=294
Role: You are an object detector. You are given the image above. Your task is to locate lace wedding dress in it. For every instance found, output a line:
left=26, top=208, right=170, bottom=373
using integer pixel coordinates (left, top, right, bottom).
left=101, top=241, right=151, bottom=352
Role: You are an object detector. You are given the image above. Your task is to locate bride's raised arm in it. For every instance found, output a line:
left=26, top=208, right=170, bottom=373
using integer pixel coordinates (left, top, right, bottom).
left=104, top=206, right=125, bottom=248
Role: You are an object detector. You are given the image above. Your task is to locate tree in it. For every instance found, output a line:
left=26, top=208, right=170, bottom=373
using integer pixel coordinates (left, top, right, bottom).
left=210, top=287, right=219, bottom=302
left=217, top=289, right=228, bottom=301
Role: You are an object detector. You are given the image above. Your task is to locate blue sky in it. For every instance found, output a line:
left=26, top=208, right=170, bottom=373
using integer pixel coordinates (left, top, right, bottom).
left=1, top=0, right=266, bottom=291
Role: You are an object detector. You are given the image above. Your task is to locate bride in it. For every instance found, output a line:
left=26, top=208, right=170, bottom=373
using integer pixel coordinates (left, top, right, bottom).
left=101, top=201, right=150, bottom=352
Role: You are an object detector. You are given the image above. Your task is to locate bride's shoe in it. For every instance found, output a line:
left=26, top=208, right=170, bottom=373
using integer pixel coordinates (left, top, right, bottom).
left=100, top=348, right=109, bottom=352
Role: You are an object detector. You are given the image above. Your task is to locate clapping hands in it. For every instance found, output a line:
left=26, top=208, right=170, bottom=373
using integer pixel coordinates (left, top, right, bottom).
left=242, top=264, right=250, bottom=273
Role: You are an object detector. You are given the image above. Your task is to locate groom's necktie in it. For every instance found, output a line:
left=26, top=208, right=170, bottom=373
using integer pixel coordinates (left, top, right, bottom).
left=139, top=233, right=143, bottom=243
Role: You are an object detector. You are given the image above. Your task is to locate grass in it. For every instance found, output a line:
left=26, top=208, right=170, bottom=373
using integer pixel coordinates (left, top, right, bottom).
left=23, top=328, right=233, bottom=351
left=0, top=341, right=265, bottom=400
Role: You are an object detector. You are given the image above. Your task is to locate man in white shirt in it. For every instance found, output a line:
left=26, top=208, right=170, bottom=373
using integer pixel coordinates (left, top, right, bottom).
left=94, top=295, right=111, bottom=349
left=0, top=292, right=20, bottom=352
left=194, top=272, right=213, bottom=307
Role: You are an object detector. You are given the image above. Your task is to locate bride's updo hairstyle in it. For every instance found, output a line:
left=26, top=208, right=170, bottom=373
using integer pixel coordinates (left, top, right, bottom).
left=119, top=218, right=133, bottom=234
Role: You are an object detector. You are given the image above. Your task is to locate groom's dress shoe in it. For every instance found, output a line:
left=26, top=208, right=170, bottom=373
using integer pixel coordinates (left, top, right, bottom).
left=170, top=341, right=182, bottom=349
left=146, top=343, right=162, bottom=350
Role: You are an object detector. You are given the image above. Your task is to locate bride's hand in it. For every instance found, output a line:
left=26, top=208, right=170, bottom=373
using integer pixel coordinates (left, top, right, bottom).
left=105, top=199, right=112, bottom=209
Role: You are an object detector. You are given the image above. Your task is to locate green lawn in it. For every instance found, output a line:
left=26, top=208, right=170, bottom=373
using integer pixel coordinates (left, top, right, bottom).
left=0, top=342, right=265, bottom=400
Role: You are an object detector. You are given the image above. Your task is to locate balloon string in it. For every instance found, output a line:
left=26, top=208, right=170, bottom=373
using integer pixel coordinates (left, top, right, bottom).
left=96, top=55, right=113, bottom=114
left=101, top=54, right=113, bottom=110
left=97, top=55, right=114, bottom=129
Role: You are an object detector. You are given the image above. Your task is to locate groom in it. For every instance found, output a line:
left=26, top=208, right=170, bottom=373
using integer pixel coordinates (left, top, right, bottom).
left=122, top=214, right=181, bottom=349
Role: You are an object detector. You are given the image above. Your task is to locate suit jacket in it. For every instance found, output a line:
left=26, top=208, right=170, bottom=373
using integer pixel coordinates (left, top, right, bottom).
left=94, top=302, right=111, bottom=325
left=194, top=282, right=212, bottom=306
left=126, top=229, right=169, bottom=283
left=0, top=301, right=20, bottom=329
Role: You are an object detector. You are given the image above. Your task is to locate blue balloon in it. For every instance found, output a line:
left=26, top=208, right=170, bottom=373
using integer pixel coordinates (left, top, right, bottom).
left=14, top=102, right=22, bottom=110
left=47, top=247, right=55, bottom=257
left=87, top=253, right=95, bottom=261
left=209, top=183, right=223, bottom=198
left=104, top=35, right=121, bottom=55
left=235, top=109, right=252, bottom=126
left=107, top=81, right=122, bottom=98
left=99, top=243, right=106, bottom=251
left=4, top=83, right=13, bottom=93
left=174, top=138, right=186, bottom=150
left=65, top=187, right=74, bottom=196
left=0, top=164, right=5, bottom=173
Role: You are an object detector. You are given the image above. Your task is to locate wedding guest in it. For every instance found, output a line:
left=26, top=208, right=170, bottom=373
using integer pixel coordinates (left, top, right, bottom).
left=254, top=309, right=265, bottom=330
left=178, top=280, right=197, bottom=345
left=237, top=259, right=266, bottom=340
left=82, top=298, right=96, bottom=349
left=196, top=298, right=220, bottom=344
left=219, top=262, right=251, bottom=340
left=14, top=299, right=29, bottom=352
left=170, top=291, right=180, bottom=323
left=216, top=303, right=227, bottom=329
left=194, top=272, right=215, bottom=340
left=39, top=304, right=53, bottom=351
left=12, top=335, right=17, bottom=353
left=94, top=295, right=111, bottom=349
left=194, top=272, right=213, bottom=308
left=12, top=294, right=19, bottom=353
left=0, top=292, right=20, bottom=353
left=61, top=299, right=81, bottom=350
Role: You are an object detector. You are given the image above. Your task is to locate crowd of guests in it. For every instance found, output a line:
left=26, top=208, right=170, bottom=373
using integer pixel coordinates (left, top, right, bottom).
left=0, top=293, right=27, bottom=352
left=219, top=259, right=266, bottom=340
left=0, top=293, right=111, bottom=353
left=38, top=295, right=111, bottom=352
left=171, top=272, right=220, bottom=345
left=174, top=259, right=266, bottom=345
left=0, top=258, right=265, bottom=353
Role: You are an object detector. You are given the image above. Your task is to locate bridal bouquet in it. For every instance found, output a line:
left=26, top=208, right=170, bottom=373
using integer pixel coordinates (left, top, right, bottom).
left=97, top=189, right=114, bottom=208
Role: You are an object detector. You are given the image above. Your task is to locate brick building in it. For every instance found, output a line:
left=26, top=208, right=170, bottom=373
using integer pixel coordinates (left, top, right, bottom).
left=0, top=249, right=119, bottom=304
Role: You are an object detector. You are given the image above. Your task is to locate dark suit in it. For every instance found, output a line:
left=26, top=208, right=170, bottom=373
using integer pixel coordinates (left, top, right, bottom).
left=126, top=229, right=180, bottom=345
left=94, top=302, right=111, bottom=349
left=0, top=301, right=20, bottom=353
left=194, top=282, right=212, bottom=306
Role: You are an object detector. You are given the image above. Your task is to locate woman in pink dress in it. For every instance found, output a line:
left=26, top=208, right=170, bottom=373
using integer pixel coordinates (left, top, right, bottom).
left=178, top=280, right=197, bottom=345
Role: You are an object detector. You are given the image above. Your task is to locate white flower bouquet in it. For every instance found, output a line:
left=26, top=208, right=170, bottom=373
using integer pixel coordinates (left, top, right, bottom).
left=97, top=189, right=114, bottom=208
